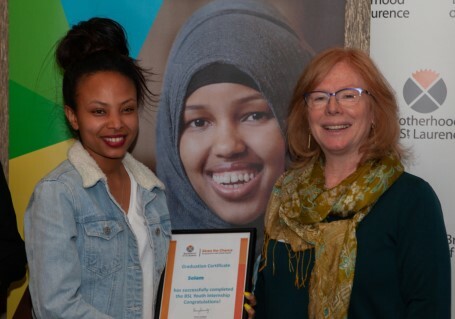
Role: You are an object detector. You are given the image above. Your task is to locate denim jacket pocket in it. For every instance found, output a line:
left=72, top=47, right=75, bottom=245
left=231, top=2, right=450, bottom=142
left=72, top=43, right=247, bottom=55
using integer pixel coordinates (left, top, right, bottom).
left=83, top=220, right=124, bottom=277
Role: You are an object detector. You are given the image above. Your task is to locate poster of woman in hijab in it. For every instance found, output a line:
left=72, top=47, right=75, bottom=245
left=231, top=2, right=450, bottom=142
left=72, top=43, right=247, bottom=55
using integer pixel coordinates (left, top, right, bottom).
left=131, top=0, right=346, bottom=256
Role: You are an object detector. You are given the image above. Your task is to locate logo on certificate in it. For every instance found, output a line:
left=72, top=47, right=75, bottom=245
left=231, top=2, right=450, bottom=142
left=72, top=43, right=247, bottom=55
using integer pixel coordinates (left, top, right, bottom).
left=183, top=244, right=197, bottom=257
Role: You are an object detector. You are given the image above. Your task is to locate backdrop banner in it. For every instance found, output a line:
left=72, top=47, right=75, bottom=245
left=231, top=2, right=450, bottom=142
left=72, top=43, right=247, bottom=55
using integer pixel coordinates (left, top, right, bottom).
left=7, top=1, right=345, bottom=318
left=371, top=0, right=454, bottom=315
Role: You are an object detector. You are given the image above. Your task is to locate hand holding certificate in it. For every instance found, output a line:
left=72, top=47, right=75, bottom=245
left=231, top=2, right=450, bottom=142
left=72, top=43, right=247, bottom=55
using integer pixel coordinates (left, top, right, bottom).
left=158, top=229, right=256, bottom=319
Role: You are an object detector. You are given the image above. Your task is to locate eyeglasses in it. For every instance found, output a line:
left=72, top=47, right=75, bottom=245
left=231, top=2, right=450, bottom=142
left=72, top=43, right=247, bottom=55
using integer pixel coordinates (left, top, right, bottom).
left=303, top=88, right=372, bottom=109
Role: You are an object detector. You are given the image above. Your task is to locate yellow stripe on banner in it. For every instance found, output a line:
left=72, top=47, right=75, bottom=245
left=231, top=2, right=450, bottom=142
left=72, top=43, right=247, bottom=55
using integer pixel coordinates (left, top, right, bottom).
left=7, top=139, right=73, bottom=319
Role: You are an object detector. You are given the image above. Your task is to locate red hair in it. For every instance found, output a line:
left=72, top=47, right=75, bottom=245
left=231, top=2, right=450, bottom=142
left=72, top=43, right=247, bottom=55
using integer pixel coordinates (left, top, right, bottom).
left=287, top=47, right=404, bottom=168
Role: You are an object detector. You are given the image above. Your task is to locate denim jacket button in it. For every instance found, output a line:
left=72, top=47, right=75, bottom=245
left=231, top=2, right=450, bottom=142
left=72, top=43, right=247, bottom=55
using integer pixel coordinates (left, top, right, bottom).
left=155, top=228, right=161, bottom=236
left=103, top=226, right=111, bottom=235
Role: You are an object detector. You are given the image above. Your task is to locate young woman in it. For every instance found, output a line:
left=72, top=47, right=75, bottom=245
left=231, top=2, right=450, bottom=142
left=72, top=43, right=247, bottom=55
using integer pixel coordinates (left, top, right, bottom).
left=24, top=18, right=170, bottom=318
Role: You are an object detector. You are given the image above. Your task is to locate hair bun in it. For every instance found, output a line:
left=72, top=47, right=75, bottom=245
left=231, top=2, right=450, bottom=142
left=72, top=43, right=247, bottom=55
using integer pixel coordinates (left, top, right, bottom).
left=56, top=17, right=130, bottom=71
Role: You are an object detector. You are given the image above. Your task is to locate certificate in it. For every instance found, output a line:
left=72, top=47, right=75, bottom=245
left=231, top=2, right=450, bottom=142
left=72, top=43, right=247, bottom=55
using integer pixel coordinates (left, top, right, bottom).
left=158, top=228, right=256, bottom=319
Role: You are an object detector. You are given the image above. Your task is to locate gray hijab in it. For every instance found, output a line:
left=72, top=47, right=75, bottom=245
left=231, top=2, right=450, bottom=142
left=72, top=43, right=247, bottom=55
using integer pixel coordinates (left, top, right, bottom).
left=156, top=0, right=312, bottom=254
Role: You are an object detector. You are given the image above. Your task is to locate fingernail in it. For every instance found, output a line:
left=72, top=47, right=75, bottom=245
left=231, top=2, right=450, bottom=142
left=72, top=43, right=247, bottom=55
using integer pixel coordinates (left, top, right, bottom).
left=244, top=291, right=251, bottom=297
left=244, top=303, right=252, bottom=311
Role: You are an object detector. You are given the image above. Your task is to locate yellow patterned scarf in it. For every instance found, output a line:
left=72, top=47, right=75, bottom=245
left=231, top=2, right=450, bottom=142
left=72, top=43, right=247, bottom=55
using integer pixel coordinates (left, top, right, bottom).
left=262, top=155, right=403, bottom=319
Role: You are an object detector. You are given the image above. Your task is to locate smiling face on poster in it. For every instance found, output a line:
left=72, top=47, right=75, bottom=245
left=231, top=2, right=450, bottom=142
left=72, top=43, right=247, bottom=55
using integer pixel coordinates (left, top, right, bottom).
left=180, top=82, right=286, bottom=225
left=153, top=0, right=321, bottom=256
left=133, top=0, right=346, bottom=171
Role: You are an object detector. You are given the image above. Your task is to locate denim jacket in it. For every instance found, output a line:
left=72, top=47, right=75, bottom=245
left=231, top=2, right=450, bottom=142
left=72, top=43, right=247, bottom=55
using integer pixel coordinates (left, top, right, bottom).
left=25, top=141, right=171, bottom=319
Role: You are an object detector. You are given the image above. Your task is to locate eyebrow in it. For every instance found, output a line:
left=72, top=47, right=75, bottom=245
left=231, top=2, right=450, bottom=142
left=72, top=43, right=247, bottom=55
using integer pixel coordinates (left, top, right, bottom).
left=236, top=92, right=265, bottom=104
left=185, top=92, right=265, bottom=111
left=88, top=98, right=137, bottom=106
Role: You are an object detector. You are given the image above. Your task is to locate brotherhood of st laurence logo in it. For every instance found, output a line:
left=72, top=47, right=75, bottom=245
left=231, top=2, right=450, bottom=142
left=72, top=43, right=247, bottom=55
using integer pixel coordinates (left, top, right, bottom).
left=402, top=69, right=447, bottom=114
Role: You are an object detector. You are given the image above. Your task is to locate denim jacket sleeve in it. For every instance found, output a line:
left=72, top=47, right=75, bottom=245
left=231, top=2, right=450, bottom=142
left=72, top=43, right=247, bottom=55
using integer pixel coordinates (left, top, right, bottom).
left=25, top=179, right=112, bottom=319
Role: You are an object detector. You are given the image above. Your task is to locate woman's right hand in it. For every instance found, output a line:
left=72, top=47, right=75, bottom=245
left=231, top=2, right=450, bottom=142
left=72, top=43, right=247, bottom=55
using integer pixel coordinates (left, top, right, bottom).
left=243, top=292, right=256, bottom=318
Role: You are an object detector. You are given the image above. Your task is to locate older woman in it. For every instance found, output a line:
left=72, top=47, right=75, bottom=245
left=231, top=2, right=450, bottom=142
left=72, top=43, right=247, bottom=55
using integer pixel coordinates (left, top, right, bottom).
left=254, top=47, right=451, bottom=319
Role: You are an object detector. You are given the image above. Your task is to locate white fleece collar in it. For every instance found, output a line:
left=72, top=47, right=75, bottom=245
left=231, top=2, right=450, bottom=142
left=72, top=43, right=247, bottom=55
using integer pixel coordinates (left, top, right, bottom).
left=68, top=141, right=164, bottom=191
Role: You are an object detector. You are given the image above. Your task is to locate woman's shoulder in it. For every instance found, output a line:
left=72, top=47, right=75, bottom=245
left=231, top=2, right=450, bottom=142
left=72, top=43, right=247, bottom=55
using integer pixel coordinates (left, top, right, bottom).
left=379, top=171, right=443, bottom=219
left=26, top=160, right=84, bottom=208
left=392, top=171, right=435, bottom=194
left=40, top=159, right=78, bottom=183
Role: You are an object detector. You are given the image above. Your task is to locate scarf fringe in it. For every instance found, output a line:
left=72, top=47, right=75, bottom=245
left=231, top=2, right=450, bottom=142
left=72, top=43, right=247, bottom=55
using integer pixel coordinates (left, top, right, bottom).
left=260, top=233, right=312, bottom=289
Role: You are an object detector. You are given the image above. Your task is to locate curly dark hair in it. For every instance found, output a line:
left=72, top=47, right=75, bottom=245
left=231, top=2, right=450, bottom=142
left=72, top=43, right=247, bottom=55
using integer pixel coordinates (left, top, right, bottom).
left=55, top=17, right=155, bottom=134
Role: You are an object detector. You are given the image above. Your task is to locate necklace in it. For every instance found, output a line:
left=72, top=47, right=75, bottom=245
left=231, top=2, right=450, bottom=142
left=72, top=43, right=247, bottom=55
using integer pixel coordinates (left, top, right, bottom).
left=109, top=167, right=128, bottom=213
left=120, top=173, right=126, bottom=212
left=120, top=167, right=129, bottom=213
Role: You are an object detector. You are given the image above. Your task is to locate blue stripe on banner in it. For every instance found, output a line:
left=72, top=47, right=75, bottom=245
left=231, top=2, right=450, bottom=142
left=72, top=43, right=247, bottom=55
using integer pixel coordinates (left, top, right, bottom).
left=60, top=0, right=163, bottom=58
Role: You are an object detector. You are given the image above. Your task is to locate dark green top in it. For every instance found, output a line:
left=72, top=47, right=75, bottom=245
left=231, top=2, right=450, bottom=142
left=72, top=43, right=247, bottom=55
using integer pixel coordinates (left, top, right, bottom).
left=255, top=172, right=451, bottom=319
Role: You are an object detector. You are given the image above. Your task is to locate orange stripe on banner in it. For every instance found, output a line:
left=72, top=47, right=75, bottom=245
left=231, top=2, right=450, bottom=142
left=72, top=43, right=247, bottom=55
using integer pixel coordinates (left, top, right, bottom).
left=234, top=238, right=248, bottom=319
left=160, top=240, right=177, bottom=319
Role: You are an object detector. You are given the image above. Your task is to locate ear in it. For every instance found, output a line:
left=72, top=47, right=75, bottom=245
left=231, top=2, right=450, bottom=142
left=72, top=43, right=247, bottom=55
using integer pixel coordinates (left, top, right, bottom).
left=64, top=106, right=79, bottom=131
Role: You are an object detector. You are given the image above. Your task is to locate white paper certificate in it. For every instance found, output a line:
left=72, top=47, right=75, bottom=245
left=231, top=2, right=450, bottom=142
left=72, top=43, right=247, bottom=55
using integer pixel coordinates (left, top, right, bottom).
left=158, top=229, right=256, bottom=319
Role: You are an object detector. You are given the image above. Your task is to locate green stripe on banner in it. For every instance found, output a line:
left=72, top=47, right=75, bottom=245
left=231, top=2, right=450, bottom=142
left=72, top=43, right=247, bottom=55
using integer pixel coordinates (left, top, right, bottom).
left=9, top=0, right=69, bottom=102
left=9, top=80, right=71, bottom=159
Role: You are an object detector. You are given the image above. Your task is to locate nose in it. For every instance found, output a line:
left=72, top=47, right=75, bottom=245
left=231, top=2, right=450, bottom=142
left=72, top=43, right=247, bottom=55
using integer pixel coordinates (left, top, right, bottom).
left=213, top=123, right=247, bottom=158
left=107, top=112, right=123, bottom=130
left=325, top=95, right=342, bottom=115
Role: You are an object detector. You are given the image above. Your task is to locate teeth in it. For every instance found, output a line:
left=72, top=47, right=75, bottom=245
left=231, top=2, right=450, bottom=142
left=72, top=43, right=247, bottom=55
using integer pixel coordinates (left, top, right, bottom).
left=105, top=137, right=124, bottom=143
left=326, top=124, right=349, bottom=130
left=213, top=172, right=255, bottom=185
